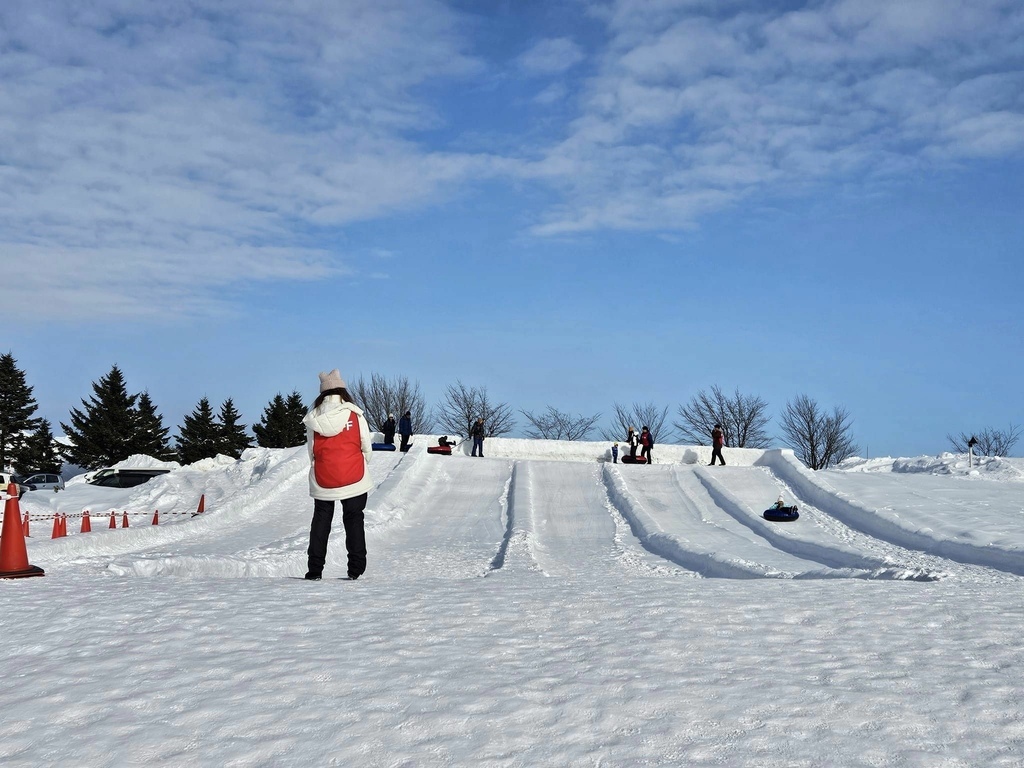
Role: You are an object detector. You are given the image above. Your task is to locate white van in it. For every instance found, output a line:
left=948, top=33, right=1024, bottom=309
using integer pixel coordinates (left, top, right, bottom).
left=0, top=473, right=29, bottom=498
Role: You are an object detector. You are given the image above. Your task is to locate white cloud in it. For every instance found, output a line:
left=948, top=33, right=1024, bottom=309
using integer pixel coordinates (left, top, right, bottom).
left=517, top=37, right=586, bottom=75
left=0, top=0, right=486, bottom=321
left=526, top=0, right=1024, bottom=234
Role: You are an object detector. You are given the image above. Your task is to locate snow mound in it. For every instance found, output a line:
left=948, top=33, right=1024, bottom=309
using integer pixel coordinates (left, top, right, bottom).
left=837, top=453, right=1024, bottom=481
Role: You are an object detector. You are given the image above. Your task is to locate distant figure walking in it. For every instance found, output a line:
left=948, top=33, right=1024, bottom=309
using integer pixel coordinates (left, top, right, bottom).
left=710, top=423, right=726, bottom=466
left=303, top=369, right=371, bottom=581
left=381, top=413, right=396, bottom=445
left=640, top=426, right=653, bottom=465
left=611, top=443, right=619, bottom=463
left=627, top=426, right=638, bottom=459
left=399, top=410, right=413, bottom=452
left=471, top=418, right=486, bottom=457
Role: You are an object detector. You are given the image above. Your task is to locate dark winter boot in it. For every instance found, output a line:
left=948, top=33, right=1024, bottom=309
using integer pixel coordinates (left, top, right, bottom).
left=304, top=572, right=322, bottom=580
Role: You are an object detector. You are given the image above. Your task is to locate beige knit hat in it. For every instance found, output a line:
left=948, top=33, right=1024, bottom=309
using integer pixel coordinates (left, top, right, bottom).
left=318, top=369, right=346, bottom=392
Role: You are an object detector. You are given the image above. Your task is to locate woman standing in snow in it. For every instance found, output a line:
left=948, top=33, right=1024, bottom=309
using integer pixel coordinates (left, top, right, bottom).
left=303, top=369, right=373, bottom=580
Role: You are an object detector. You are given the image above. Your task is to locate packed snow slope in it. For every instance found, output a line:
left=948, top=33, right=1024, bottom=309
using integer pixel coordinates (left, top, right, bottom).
left=3, top=439, right=1024, bottom=766
left=18, top=438, right=1024, bottom=582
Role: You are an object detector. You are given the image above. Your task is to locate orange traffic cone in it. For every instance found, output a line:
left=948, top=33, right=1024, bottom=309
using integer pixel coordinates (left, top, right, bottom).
left=191, top=494, right=205, bottom=517
left=0, top=484, right=44, bottom=578
left=23, top=511, right=30, bottom=537
left=81, top=510, right=92, bottom=533
left=122, top=511, right=129, bottom=528
left=152, top=509, right=159, bottom=526
left=51, top=514, right=62, bottom=539
left=60, top=514, right=68, bottom=537
left=109, top=511, right=117, bottom=529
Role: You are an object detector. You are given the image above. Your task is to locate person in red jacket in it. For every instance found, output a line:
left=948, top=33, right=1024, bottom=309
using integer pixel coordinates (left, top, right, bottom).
left=710, top=423, right=726, bottom=466
left=303, top=369, right=373, bottom=580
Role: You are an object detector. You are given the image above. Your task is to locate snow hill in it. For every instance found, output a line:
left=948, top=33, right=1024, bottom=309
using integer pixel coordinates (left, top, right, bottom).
left=4, top=439, right=1024, bottom=765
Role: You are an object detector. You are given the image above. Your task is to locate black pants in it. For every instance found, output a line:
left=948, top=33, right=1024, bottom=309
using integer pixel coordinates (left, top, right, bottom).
left=383, top=429, right=395, bottom=445
left=710, top=446, right=725, bottom=465
left=307, top=494, right=367, bottom=578
left=629, top=443, right=637, bottom=458
left=472, top=437, right=484, bottom=457
left=399, top=433, right=411, bottom=452
left=641, top=445, right=652, bottom=464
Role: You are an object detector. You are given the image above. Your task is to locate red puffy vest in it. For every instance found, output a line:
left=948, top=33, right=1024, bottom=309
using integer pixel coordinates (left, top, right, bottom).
left=312, top=411, right=365, bottom=488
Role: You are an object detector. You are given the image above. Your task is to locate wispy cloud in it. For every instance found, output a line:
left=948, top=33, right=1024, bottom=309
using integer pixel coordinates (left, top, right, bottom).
left=528, top=0, right=1024, bottom=233
left=0, top=0, right=486, bottom=320
left=517, top=37, right=586, bottom=75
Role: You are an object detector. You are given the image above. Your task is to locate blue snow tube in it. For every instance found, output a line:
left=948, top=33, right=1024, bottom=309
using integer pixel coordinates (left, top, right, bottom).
left=372, top=443, right=396, bottom=451
left=763, top=505, right=800, bottom=522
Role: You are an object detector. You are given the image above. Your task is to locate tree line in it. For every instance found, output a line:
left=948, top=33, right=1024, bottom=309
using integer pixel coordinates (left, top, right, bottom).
left=0, top=353, right=1019, bottom=474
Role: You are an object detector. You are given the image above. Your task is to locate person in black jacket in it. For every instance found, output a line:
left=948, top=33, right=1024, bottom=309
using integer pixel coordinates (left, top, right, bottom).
left=471, top=418, right=486, bottom=457
left=398, top=411, right=413, bottom=452
left=381, top=413, right=396, bottom=445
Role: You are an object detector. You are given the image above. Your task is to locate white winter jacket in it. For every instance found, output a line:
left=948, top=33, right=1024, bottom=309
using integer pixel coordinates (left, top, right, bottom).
left=303, top=396, right=373, bottom=501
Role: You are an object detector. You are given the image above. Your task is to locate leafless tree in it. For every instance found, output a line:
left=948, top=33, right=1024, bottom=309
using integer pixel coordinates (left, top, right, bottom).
left=947, top=424, right=1021, bottom=457
left=674, top=385, right=771, bottom=448
left=601, top=402, right=671, bottom=443
left=779, top=394, right=859, bottom=470
left=520, top=406, right=601, bottom=441
left=436, top=380, right=514, bottom=437
left=349, top=373, right=434, bottom=433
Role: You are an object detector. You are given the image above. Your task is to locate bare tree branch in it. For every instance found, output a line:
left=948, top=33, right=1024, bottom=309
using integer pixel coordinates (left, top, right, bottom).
left=779, top=394, right=858, bottom=470
left=601, top=402, right=671, bottom=444
left=947, top=424, right=1021, bottom=456
left=350, top=373, right=434, bottom=433
left=436, top=380, right=515, bottom=437
left=520, top=406, right=601, bottom=440
left=674, top=385, right=771, bottom=448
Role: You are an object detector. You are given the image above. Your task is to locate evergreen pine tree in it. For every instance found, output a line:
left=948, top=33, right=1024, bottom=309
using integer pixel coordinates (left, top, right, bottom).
left=252, top=391, right=307, bottom=448
left=0, top=352, right=41, bottom=470
left=128, top=391, right=176, bottom=461
left=13, top=419, right=63, bottom=475
left=283, top=391, right=309, bottom=446
left=176, top=397, right=221, bottom=465
left=217, top=398, right=253, bottom=459
left=61, top=364, right=139, bottom=470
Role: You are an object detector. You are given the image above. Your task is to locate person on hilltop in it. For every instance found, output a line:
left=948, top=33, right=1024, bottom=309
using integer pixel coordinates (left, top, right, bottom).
left=640, top=426, right=654, bottom=465
left=611, top=442, right=619, bottom=464
left=303, top=369, right=372, bottom=581
left=471, top=417, right=486, bottom=457
left=710, top=423, right=726, bottom=466
left=627, top=426, right=638, bottom=460
left=381, top=413, right=396, bottom=446
left=398, top=410, right=413, bottom=452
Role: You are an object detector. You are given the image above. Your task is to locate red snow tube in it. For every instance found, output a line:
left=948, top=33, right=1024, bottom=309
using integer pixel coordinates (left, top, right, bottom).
left=426, top=446, right=452, bottom=455
left=620, top=455, right=647, bottom=464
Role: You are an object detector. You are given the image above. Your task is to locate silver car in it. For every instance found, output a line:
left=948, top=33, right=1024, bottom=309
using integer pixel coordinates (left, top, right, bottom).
left=21, top=473, right=65, bottom=492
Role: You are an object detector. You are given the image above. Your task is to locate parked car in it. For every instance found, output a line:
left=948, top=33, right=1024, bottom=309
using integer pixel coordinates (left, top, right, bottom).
left=20, top=473, right=65, bottom=492
left=0, top=472, right=31, bottom=498
left=86, top=468, right=171, bottom=489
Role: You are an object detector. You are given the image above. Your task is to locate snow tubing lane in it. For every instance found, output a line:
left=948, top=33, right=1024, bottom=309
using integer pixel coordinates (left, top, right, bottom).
left=763, top=506, right=800, bottom=522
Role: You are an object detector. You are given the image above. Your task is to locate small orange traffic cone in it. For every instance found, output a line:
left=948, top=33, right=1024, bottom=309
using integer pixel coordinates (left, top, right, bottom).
left=109, top=511, right=117, bottom=529
left=122, top=511, right=129, bottom=528
left=51, top=514, right=62, bottom=539
left=191, top=494, right=206, bottom=517
left=0, top=484, right=44, bottom=578
left=22, top=511, right=30, bottom=537
left=60, top=513, right=68, bottom=537
left=81, top=510, right=92, bottom=533
left=152, top=509, right=159, bottom=526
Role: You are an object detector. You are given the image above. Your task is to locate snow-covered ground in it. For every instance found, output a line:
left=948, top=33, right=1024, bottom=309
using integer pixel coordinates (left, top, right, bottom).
left=3, top=440, right=1023, bottom=766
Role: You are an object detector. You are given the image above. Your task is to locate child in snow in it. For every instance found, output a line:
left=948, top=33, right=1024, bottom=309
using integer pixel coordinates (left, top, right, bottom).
left=611, top=443, right=619, bottom=463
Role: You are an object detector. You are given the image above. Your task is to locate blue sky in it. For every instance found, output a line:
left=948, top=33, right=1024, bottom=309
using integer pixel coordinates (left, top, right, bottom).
left=2, top=0, right=1022, bottom=458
